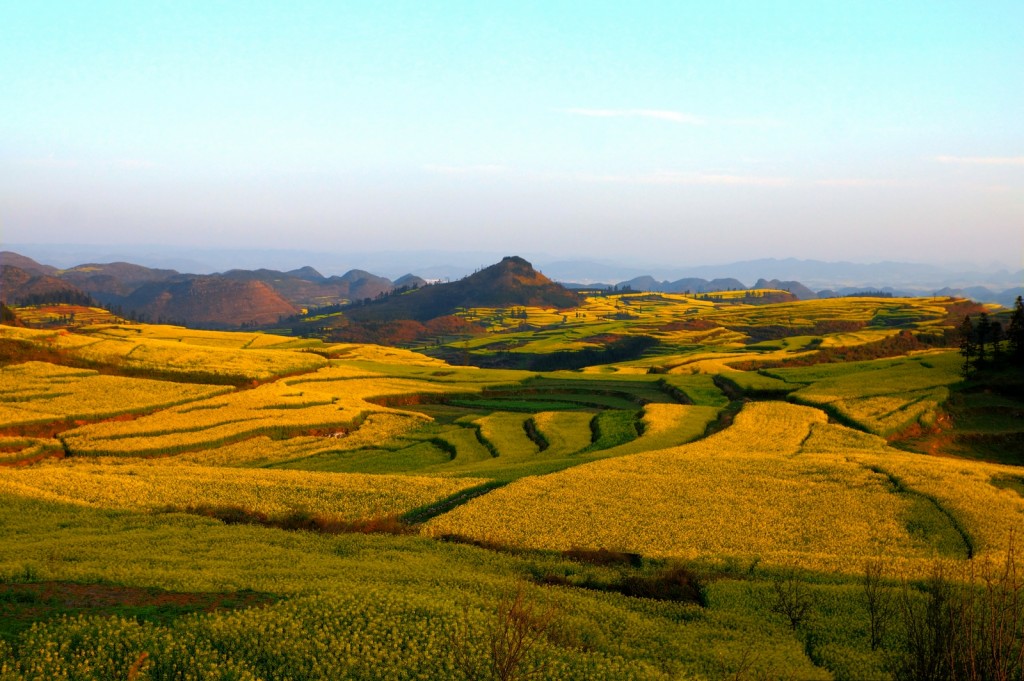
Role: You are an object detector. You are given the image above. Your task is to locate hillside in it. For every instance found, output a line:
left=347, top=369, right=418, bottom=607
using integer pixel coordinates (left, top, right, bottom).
left=220, top=268, right=396, bottom=309
left=0, top=251, right=57, bottom=277
left=0, top=265, right=92, bottom=306
left=120, top=276, right=298, bottom=328
left=58, top=262, right=181, bottom=299
left=1, top=251, right=426, bottom=329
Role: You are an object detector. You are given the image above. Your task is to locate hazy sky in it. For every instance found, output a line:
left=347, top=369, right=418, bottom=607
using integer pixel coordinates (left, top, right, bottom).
left=2, top=2, right=1022, bottom=269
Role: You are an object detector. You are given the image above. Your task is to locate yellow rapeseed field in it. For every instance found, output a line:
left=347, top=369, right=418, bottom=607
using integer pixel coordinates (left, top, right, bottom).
left=167, top=413, right=427, bottom=467
left=59, top=366, right=490, bottom=457
left=0, top=325, right=327, bottom=381
left=427, top=402, right=1024, bottom=572
left=0, top=458, right=486, bottom=519
left=0, top=361, right=231, bottom=427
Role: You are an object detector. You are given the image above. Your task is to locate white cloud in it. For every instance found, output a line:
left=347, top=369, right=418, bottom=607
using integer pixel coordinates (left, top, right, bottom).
left=934, top=155, right=1024, bottom=166
left=562, top=108, right=705, bottom=125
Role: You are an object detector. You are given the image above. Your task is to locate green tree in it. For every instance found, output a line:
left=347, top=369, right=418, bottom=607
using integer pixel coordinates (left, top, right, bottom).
left=976, top=312, right=991, bottom=366
left=1009, top=296, right=1024, bottom=365
left=990, top=320, right=1004, bottom=364
left=959, top=315, right=977, bottom=377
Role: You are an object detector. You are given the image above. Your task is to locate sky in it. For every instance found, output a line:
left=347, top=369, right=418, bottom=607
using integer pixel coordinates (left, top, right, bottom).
left=1, top=1, right=1022, bottom=271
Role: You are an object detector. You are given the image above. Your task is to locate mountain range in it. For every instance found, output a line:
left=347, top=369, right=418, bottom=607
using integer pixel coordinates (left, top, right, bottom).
left=0, top=251, right=425, bottom=328
left=2, top=250, right=1020, bottom=329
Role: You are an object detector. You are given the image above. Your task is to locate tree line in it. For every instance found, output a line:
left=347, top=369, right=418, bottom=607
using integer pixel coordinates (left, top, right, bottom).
left=959, top=296, right=1024, bottom=376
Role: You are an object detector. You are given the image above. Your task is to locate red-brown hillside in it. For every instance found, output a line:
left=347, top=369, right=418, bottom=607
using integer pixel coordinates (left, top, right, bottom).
left=121, top=276, right=298, bottom=328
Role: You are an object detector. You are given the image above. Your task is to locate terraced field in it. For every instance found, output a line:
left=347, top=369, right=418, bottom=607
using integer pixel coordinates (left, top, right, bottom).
left=427, top=401, right=1016, bottom=573
left=1, top=294, right=1021, bottom=680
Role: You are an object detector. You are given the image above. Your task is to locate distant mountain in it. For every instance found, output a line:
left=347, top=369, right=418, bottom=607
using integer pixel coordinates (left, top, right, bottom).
left=753, top=279, right=818, bottom=300
left=613, top=276, right=747, bottom=294
left=121, top=276, right=298, bottom=328
left=546, top=257, right=1022, bottom=293
left=0, top=265, right=92, bottom=305
left=934, top=286, right=1024, bottom=309
left=0, top=251, right=58, bottom=277
left=0, top=251, right=426, bottom=327
left=59, top=262, right=182, bottom=299
left=394, top=273, right=428, bottom=289
left=642, top=258, right=1023, bottom=292
left=285, top=266, right=325, bottom=282
left=346, top=256, right=582, bottom=323
left=329, top=270, right=395, bottom=301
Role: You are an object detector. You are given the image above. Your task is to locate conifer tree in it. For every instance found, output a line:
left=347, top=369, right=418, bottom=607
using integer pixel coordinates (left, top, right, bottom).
left=990, top=320, right=1004, bottom=364
left=959, top=315, right=976, bottom=377
left=1010, top=296, right=1024, bottom=366
left=976, top=312, right=991, bottom=366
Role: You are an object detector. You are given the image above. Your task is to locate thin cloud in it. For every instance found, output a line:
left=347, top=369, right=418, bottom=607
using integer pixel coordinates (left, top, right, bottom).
left=112, top=159, right=157, bottom=170
left=16, top=156, right=157, bottom=170
left=563, top=108, right=706, bottom=125
left=814, top=178, right=911, bottom=188
left=423, top=164, right=507, bottom=176
left=586, top=171, right=791, bottom=187
left=934, top=155, right=1024, bottom=166
left=19, top=156, right=81, bottom=169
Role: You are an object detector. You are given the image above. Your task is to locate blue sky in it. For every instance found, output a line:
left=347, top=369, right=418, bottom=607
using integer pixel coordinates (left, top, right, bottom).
left=2, top=1, right=1022, bottom=269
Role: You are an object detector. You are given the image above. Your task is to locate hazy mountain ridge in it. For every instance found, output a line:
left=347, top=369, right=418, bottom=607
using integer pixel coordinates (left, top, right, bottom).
left=0, top=265, right=91, bottom=306
left=3, top=250, right=1019, bottom=328
left=0, top=251, right=427, bottom=327
left=120, top=277, right=298, bottom=328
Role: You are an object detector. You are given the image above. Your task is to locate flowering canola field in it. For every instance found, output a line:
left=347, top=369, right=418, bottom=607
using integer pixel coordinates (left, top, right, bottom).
left=0, top=325, right=327, bottom=382
left=0, top=361, right=231, bottom=428
left=427, top=401, right=1024, bottom=572
left=58, top=365, right=494, bottom=457
left=0, top=458, right=485, bottom=519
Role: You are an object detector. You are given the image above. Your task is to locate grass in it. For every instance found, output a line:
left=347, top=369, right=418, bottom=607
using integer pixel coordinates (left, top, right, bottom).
left=0, top=581, right=277, bottom=643
left=893, top=368, right=1024, bottom=465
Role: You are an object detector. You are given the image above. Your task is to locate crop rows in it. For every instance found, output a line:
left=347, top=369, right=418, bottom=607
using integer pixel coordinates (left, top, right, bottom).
left=0, top=325, right=328, bottom=383
left=427, top=401, right=1024, bottom=573
left=777, top=352, right=961, bottom=435
left=0, top=458, right=485, bottom=519
left=0, top=361, right=231, bottom=429
left=58, top=370, right=466, bottom=457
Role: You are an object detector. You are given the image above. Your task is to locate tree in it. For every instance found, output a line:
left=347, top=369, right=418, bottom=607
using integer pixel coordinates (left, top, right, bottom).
left=451, top=585, right=557, bottom=681
left=767, top=570, right=815, bottom=631
left=0, top=303, right=16, bottom=326
left=990, top=320, right=1005, bottom=364
left=863, top=559, right=895, bottom=651
left=976, top=312, right=991, bottom=366
left=1009, top=296, right=1024, bottom=366
left=959, top=315, right=977, bottom=377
